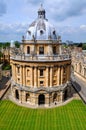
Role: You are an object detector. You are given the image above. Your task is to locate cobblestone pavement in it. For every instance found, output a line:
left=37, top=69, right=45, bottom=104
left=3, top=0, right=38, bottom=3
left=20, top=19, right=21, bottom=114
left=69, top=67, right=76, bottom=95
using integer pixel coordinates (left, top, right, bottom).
left=0, top=76, right=11, bottom=99
left=71, top=73, right=86, bottom=103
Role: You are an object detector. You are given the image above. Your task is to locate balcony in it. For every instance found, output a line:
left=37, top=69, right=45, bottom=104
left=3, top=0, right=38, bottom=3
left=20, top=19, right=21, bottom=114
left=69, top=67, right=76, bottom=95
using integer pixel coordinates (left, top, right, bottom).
left=11, top=54, right=71, bottom=62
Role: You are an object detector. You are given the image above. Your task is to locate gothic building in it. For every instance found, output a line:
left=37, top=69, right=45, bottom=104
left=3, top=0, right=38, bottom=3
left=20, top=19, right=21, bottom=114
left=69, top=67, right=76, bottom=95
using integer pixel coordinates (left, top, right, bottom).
left=10, top=5, right=71, bottom=107
left=72, top=47, right=86, bottom=80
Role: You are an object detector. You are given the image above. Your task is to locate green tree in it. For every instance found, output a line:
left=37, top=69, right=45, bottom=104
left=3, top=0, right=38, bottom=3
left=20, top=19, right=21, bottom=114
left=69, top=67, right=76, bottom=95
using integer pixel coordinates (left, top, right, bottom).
left=14, top=41, right=20, bottom=48
left=5, top=42, right=10, bottom=47
left=77, top=43, right=83, bottom=47
left=82, top=43, right=86, bottom=50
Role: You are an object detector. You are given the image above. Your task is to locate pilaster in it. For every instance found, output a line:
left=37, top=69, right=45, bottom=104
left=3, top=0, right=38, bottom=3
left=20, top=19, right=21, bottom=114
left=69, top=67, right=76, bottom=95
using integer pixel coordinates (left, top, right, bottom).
left=58, top=66, right=61, bottom=85
left=50, top=67, right=53, bottom=87
left=61, top=66, right=63, bottom=85
left=46, top=67, right=49, bottom=86
left=31, top=67, right=34, bottom=87
left=23, top=66, right=26, bottom=86
left=34, top=67, right=38, bottom=87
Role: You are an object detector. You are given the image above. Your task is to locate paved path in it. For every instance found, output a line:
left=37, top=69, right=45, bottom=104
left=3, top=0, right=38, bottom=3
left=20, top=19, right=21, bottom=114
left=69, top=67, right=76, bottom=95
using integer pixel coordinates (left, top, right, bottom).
left=71, top=73, right=86, bottom=104
left=0, top=76, right=11, bottom=100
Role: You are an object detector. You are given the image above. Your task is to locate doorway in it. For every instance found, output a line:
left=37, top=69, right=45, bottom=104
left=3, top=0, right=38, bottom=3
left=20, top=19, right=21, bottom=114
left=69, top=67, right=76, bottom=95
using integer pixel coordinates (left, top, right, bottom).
left=38, top=94, right=45, bottom=105
left=15, top=90, right=19, bottom=100
left=64, top=90, right=68, bottom=101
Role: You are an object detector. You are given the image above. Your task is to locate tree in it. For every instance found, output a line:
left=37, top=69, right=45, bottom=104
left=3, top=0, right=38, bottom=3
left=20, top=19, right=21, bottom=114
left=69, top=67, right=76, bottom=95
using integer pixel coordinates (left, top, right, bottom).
left=5, top=42, right=10, bottom=47
left=82, top=43, right=86, bottom=50
left=14, top=41, right=20, bottom=48
left=77, top=43, right=83, bottom=47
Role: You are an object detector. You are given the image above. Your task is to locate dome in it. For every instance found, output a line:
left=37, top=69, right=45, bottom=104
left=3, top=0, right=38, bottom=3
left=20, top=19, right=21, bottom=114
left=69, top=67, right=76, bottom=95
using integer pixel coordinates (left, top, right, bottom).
left=25, top=5, right=58, bottom=41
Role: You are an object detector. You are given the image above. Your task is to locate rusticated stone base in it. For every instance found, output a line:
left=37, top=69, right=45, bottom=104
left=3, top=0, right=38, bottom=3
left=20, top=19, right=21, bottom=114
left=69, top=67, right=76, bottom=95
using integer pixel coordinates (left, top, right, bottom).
left=11, top=82, right=73, bottom=107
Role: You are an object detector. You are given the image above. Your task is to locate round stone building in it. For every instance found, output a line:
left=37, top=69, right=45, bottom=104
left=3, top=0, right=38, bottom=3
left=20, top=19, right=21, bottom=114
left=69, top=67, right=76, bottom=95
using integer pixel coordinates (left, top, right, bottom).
left=10, top=5, right=71, bottom=107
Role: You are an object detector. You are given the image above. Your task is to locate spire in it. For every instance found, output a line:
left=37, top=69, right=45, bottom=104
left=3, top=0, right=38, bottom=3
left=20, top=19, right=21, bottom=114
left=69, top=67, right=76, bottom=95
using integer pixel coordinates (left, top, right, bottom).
left=38, top=4, right=46, bottom=19
left=40, top=4, right=43, bottom=8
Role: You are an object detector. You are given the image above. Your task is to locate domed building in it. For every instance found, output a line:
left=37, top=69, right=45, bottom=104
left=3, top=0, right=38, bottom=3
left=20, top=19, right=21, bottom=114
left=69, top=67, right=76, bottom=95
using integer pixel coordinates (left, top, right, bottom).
left=10, top=5, right=71, bottom=107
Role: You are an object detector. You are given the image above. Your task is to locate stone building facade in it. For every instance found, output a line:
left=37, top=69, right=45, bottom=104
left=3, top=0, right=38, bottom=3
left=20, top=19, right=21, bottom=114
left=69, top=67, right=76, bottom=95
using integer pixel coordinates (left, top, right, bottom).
left=10, top=6, right=71, bottom=106
left=72, top=47, right=86, bottom=80
left=0, top=47, right=10, bottom=64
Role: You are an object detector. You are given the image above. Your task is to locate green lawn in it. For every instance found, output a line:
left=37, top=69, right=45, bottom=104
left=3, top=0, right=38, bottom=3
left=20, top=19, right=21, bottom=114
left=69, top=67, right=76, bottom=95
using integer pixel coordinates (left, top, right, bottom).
left=0, top=100, right=86, bottom=130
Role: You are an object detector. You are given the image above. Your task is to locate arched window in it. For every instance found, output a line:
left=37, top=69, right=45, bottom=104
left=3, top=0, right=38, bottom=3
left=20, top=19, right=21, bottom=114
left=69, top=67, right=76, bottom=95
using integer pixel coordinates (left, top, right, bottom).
left=40, top=69, right=44, bottom=76
left=39, top=46, right=44, bottom=55
left=27, top=70, right=30, bottom=77
left=53, top=46, right=56, bottom=55
left=27, top=46, right=30, bottom=54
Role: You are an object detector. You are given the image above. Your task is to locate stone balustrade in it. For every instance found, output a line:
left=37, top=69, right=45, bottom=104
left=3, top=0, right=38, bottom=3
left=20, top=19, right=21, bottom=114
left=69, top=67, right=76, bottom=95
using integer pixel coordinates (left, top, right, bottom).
left=11, top=54, right=71, bottom=61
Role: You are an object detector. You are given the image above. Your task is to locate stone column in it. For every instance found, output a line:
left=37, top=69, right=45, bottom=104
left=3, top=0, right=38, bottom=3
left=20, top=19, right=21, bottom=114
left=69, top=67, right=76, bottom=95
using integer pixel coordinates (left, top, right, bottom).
left=58, top=66, right=61, bottom=85
left=20, top=65, right=22, bottom=85
left=50, top=67, right=53, bottom=87
left=14, top=64, right=17, bottom=82
left=60, top=91, right=63, bottom=103
left=59, top=45, right=62, bottom=55
left=23, top=66, right=26, bottom=86
left=34, top=67, right=38, bottom=87
left=21, top=66, right=23, bottom=86
left=31, top=67, right=34, bottom=87
left=67, top=65, right=70, bottom=81
left=48, top=45, right=53, bottom=60
left=48, top=45, right=53, bottom=55
left=12, top=64, right=14, bottom=80
left=46, top=67, right=49, bottom=87
left=22, top=91, right=26, bottom=103
left=45, top=94, right=49, bottom=106
left=61, top=66, right=63, bottom=85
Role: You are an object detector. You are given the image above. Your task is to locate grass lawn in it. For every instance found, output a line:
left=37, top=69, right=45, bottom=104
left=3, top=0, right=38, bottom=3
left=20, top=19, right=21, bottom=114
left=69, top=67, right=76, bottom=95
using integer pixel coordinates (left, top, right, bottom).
left=0, top=100, right=86, bottom=130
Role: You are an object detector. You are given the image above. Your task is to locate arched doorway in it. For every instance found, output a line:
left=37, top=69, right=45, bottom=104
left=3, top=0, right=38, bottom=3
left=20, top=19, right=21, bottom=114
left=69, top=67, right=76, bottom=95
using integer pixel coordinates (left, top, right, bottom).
left=53, top=93, right=57, bottom=102
left=26, top=93, right=30, bottom=102
left=38, top=94, right=45, bottom=105
left=15, top=90, right=19, bottom=100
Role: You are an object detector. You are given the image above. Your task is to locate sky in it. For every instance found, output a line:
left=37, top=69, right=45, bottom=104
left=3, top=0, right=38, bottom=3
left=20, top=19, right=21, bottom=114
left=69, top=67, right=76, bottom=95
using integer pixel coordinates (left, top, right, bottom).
left=0, top=0, right=86, bottom=42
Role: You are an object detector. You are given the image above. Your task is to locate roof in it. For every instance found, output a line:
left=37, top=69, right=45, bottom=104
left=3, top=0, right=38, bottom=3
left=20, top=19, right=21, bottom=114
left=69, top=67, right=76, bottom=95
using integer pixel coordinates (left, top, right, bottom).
left=24, top=5, right=58, bottom=41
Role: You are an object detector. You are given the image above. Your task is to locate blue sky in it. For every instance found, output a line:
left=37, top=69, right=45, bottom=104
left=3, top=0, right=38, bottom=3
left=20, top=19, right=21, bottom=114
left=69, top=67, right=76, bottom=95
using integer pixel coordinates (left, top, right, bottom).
left=0, top=0, right=86, bottom=42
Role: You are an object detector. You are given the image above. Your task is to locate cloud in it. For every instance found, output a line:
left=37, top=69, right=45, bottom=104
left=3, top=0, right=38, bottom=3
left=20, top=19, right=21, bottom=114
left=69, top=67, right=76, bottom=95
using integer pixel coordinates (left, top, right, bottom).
left=0, top=0, right=7, bottom=16
left=44, top=0, right=86, bottom=21
left=0, top=23, right=28, bottom=42
left=1, top=0, right=86, bottom=42
left=25, top=0, right=86, bottom=21
left=80, top=25, right=86, bottom=31
left=0, top=22, right=86, bottom=42
left=26, top=0, right=44, bottom=5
